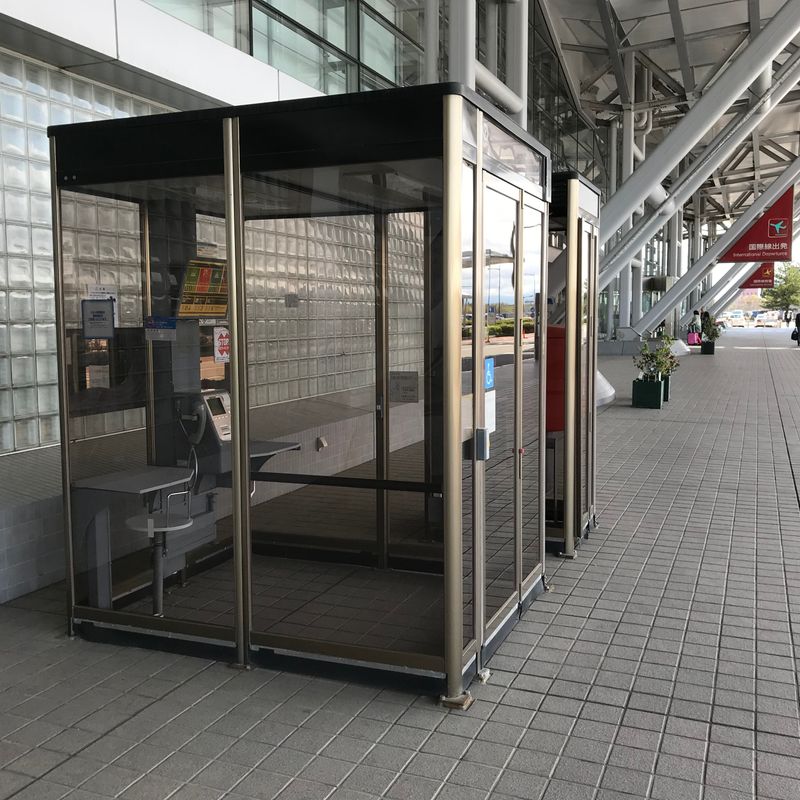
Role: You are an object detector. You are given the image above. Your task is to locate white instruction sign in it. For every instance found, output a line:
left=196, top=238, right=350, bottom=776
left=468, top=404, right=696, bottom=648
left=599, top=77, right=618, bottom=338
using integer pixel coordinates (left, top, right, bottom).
left=389, top=371, right=419, bottom=403
left=81, top=299, right=115, bottom=339
left=87, top=284, right=119, bottom=327
left=485, top=390, right=496, bottom=434
left=214, top=326, right=231, bottom=363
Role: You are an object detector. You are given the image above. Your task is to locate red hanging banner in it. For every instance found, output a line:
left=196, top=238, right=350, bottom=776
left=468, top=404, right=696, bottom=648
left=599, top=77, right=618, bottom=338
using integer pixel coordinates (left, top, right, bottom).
left=739, top=263, right=775, bottom=289
left=721, top=187, right=794, bottom=262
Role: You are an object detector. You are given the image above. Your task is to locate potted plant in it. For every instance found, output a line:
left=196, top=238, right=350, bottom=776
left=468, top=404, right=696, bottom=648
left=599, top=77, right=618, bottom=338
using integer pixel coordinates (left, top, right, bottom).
left=632, top=342, right=664, bottom=408
left=654, top=335, right=680, bottom=401
left=701, top=316, right=720, bottom=354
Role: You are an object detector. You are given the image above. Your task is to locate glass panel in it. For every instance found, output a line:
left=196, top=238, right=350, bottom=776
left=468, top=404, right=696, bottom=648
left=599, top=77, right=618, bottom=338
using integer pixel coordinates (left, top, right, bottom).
left=360, top=9, right=422, bottom=86
left=521, top=203, right=542, bottom=582
left=363, top=0, right=423, bottom=43
left=253, top=7, right=354, bottom=94
left=579, top=223, right=591, bottom=521
left=483, top=183, right=517, bottom=624
left=264, top=0, right=351, bottom=50
left=144, top=0, right=238, bottom=46
left=483, top=118, right=543, bottom=189
left=461, top=163, right=475, bottom=647
left=62, top=177, right=235, bottom=635
left=242, top=154, right=444, bottom=662
left=386, top=490, right=442, bottom=656
left=387, top=211, right=425, bottom=484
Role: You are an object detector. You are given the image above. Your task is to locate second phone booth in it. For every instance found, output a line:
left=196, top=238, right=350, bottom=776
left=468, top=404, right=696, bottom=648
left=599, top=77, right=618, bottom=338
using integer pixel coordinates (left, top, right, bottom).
left=545, top=173, right=600, bottom=556
left=49, top=84, right=551, bottom=704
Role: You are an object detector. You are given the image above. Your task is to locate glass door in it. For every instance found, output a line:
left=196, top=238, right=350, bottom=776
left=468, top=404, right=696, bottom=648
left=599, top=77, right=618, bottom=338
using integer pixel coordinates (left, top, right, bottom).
left=240, top=156, right=446, bottom=671
left=481, top=176, right=520, bottom=636
left=520, top=199, right=546, bottom=593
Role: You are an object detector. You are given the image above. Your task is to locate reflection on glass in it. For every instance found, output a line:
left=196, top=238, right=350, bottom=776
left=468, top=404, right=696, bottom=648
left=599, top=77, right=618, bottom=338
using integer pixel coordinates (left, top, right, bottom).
left=461, top=163, right=474, bottom=647
left=363, top=0, right=423, bottom=42
left=521, top=204, right=542, bottom=582
left=265, top=0, right=350, bottom=50
left=579, top=224, right=591, bottom=520
left=253, top=7, right=353, bottom=94
left=241, top=155, right=444, bottom=660
left=484, top=184, right=517, bottom=624
left=483, top=119, right=542, bottom=188
left=145, top=0, right=237, bottom=45
left=360, top=8, right=422, bottom=86
left=62, top=179, right=236, bottom=633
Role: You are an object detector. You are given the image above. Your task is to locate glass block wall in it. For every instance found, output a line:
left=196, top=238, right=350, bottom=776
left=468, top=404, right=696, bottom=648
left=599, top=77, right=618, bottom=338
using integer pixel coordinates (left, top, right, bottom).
left=0, top=48, right=170, bottom=454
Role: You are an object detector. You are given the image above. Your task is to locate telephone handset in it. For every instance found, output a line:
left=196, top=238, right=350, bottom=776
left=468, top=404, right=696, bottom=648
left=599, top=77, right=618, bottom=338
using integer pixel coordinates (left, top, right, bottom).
left=187, top=397, right=207, bottom=445
left=181, top=392, right=230, bottom=446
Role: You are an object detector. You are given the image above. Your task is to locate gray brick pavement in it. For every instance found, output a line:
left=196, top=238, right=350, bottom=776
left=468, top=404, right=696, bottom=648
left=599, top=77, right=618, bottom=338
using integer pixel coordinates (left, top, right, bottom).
left=0, top=327, right=798, bottom=799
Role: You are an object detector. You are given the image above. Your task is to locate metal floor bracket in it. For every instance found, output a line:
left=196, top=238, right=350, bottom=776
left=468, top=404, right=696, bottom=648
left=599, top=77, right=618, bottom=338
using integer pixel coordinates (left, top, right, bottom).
left=440, top=691, right=474, bottom=710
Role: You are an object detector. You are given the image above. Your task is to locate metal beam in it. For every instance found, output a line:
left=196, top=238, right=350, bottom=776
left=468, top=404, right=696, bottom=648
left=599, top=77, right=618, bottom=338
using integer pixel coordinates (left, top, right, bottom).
left=708, top=282, right=748, bottom=316
left=631, top=157, right=800, bottom=335
left=679, top=263, right=755, bottom=326
left=581, top=60, right=612, bottom=92
left=637, top=51, right=689, bottom=105
left=600, top=17, right=800, bottom=248
left=599, top=43, right=800, bottom=289
left=668, top=0, right=696, bottom=96
left=620, top=23, right=750, bottom=53
left=694, top=31, right=750, bottom=94
left=764, top=138, right=797, bottom=160
left=596, top=0, right=630, bottom=104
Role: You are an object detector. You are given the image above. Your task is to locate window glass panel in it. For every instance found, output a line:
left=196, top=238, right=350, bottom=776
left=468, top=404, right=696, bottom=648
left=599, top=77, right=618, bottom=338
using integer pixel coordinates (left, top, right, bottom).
left=253, top=7, right=353, bottom=94
left=483, top=183, right=517, bottom=624
left=264, top=0, right=351, bottom=51
left=144, top=0, right=237, bottom=46
left=360, top=10, right=422, bottom=86
left=363, top=0, right=423, bottom=43
left=483, top=118, right=543, bottom=189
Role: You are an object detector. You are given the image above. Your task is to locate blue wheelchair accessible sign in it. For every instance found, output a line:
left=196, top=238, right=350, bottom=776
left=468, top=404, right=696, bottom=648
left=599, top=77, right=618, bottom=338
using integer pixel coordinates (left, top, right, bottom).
left=484, top=357, right=495, bottom=391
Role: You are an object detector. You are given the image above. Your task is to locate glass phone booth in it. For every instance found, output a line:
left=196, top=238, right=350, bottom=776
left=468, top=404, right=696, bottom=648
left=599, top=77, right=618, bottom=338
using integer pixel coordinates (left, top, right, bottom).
left=49, top=84, right=550, bottom=704
left=545, top=173, right=600, bottom=556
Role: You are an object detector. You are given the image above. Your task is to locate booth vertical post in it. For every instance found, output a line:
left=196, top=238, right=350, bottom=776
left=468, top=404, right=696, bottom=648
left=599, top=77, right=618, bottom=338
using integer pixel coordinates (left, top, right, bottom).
left=140, top=207, right=157, bottom=462
left=538, top=211, right=549, bottom=575
left=472, top=110, right=486, bottom=659
left=561, top=181, right=579, bottom=558
left=442, top=95, right=469, bottom=708
left=223, top=117, right=251, bottom=668
left=50, top=136, right=76, bottom=636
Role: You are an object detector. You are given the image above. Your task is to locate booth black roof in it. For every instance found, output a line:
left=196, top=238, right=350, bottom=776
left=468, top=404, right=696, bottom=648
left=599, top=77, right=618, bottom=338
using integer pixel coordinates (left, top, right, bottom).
left=48, top=83, right=549, bottom=188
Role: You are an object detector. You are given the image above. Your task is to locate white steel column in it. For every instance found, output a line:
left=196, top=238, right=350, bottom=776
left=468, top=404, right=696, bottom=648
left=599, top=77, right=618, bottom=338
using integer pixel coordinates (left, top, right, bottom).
left=505, top=0, right=529, bottom=127
left=599, top=45, right=800, bottom=288
left=680, top=263, right=754, bottom=326
left=633, top=157, right=800, bottom=334
left=619, top=53, right=635, bottom=328
left=709, top=278, right=751, bottom=316
left=600, top=0, right=800, bottom=244
left=631, top=267, right=643, bottom=324
left=667, top=200, right=682, bottom=335
left=448, top=0, right=476, bottom=88
left=424, top=0, right=440, bottom=83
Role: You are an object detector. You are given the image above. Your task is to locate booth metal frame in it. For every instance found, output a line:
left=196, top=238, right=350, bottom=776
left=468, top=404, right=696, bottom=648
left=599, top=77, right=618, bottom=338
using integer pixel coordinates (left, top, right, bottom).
left=49, top=84, right=551, bottom=704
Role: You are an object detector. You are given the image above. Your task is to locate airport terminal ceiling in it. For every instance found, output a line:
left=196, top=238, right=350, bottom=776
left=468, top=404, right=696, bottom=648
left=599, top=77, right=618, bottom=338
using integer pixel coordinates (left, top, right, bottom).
left=550, top=0, right=800, bottom=223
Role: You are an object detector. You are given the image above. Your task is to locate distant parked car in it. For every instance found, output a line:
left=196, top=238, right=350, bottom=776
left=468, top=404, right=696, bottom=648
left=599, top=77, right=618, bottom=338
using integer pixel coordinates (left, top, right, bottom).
left=727, top=310, right=746, bottom=327
left=755, top=312, right=778, bottom=327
